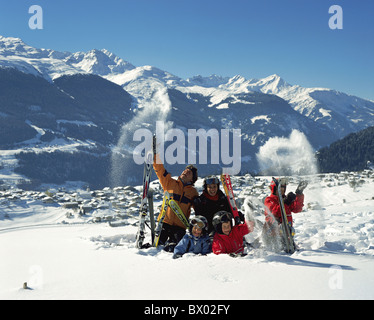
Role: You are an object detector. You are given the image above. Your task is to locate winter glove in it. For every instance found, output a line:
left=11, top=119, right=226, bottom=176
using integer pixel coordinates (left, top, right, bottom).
left=208, top=231, right=215, bottom=241
left=234, top=211, right=245, bottom=225
left=234, top=216, right=241, bottom=226
left=284, top=192, right=296, bottom=205
left=193, top=197, right=202, bottom=207
left=296, top=180, right=308, bottom=195
left=238, top=210, right=245, bottom=222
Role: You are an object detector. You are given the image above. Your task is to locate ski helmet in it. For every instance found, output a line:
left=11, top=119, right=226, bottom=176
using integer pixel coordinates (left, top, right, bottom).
left=189, top=215, right=208, bottom=235
left=212, top=211, right=233, bottom=234
left=203, top=175, right=220, bottom=191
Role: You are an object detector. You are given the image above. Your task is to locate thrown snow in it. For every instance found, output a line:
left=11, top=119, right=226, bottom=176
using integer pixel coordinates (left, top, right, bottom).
left=256, top=130, right=318, bottom=176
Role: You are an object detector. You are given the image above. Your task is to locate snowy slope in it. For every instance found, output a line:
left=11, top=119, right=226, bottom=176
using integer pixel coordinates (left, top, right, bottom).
left=1, top=171, right=374, bottom=300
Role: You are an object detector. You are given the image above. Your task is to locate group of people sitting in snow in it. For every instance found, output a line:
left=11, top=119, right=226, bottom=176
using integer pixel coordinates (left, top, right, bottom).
left=152, top=145, right=305, bottom=259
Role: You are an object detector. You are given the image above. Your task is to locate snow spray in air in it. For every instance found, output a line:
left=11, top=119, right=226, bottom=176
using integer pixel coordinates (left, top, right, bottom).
left=256, top=130, right=318, bottom=176
left=110, top=87, right=172, bottom=186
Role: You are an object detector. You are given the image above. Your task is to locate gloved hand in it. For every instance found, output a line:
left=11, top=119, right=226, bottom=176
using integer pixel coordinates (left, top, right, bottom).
left=284, top=192, right=296, bottom=205
left=193, top=196, right=202, bottom=206
left=296, top=180, right=308, bottom=195
left=234, top=211, right=245, bottom=225
left=234, top=216, right=241, bottom=226
left=238, top=210, right=245, bottom=222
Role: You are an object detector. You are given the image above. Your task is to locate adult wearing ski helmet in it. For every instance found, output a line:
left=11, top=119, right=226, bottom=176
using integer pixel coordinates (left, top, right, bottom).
left=211, top=211, right=251, bottom=255
left=193, top=176, right=232, bottom=236
left=153, top=138, right=199, bottom=251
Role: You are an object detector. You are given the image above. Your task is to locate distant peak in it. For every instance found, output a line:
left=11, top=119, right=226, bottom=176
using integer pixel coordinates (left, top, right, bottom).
left=254, top=74, right=291, bottom=93
left=186, top=74, right=229, bottom=87
left=268, top=73, right=281, bottom=79
left=0, top=36, right=28, bottom=50
left=262, top=74, right=284, bottom=83
left=228, top=74, right=247, bottom=83
left=0, top=36, right=24, bottom=43
left=0, top=36, right=22, bottom=41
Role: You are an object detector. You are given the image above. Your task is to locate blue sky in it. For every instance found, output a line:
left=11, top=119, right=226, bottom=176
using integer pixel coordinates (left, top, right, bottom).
left=1, top=0, right=373, bottom=100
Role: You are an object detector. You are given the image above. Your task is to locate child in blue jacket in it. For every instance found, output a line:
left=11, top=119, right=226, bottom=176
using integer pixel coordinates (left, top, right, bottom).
left=173, top=216, right=212, bottom=259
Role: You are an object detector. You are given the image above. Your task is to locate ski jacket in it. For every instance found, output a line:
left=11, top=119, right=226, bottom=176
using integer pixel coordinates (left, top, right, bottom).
left=193, top=190, right=231, bottom=234
left=212, top=223, right=250, bottom=255
left=264, top=193, right=304, bottom=225
left=153, top=154, right=198, bottom=229
left=173, top=233, right=211, bottom=257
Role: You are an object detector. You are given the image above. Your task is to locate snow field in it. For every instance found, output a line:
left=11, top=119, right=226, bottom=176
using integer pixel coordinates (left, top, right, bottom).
left=1, top=172, right=374, bottom=299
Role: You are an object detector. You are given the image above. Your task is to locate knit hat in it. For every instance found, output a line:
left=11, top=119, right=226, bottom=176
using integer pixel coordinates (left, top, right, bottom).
left=185, top=164, right=198, bottom=184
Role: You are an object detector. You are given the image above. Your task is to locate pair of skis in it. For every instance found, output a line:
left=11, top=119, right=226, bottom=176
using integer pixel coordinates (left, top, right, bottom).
left=220, top=173, right=240, bottom=222
left=271, top=177, right=308, bottom=254
left=221, top=173, right=255, bottom=238
left=273, top=177, right=295, bottom=254
left=152, top=191, right=189, bottom=248
left=135, top=149, right=154, bottom=249
left=152, top=191, right=170, bottom=248
left=135, top=156, right=172, bottom=249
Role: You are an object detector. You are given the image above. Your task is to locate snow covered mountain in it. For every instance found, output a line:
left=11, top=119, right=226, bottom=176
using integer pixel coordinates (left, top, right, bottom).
left=2, top=35, right=373, bottom=135
left=245, top=74, right=374, bottom=138
left=1, top=35, right=374, bottom=188
left=0, top=36, right=135, bottom=80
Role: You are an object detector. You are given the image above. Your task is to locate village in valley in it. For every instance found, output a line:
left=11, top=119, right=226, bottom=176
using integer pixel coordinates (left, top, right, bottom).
left=1, top=169, right=373, bottom=230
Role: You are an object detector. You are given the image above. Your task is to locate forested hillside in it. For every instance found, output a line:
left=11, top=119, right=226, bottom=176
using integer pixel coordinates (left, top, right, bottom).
left=317, top=126, right=374, bottom=173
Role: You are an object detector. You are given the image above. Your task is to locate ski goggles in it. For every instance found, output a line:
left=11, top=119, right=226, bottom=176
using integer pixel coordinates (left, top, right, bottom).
left=205, top=177, right=220, bottom=185
left=190, top=218, right=206, bottom=229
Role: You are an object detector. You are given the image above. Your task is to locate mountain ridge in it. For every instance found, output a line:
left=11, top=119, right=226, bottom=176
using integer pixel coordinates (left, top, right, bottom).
left=1, top=35, right=373, bottom=138
left=1, top=35, right=374, bottom=188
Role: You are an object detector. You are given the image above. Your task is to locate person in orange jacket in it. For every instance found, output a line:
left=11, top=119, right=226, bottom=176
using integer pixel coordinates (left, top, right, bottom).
left=153, top=151, right=199, bottom=251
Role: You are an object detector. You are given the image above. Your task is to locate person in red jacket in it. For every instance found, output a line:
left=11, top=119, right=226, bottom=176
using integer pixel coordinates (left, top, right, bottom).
left=263, top=178, right=306, bottom=248
left=212, top=211, right=252, bottom=256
